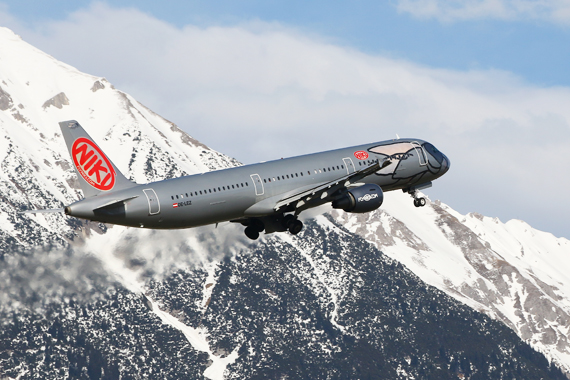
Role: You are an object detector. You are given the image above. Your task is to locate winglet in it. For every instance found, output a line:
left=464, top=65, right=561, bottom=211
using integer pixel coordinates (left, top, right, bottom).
left=59, top=120, right=136, bottom=198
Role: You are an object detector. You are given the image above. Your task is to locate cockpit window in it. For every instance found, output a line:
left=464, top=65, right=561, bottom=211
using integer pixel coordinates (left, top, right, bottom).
left=423, top=143, right=444, bottom=164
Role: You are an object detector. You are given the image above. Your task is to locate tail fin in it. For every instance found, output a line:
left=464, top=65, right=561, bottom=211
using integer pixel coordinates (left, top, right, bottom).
left=59, top=120, right=136, bottom=198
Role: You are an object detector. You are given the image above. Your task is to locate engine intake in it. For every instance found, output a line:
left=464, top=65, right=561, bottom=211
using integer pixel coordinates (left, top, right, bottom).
left=332, top=184, right=383, bottom=213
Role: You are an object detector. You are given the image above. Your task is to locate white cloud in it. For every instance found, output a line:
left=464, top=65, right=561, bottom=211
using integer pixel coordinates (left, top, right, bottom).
left=396, top=0, right=570, bottom=24
left=2, top=2, right=570, bottom=238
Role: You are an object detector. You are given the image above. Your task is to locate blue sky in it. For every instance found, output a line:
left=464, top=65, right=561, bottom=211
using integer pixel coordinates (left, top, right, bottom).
left=1, top=1, right=570, bottom=239
left=5, top=0, right=570, bottom=86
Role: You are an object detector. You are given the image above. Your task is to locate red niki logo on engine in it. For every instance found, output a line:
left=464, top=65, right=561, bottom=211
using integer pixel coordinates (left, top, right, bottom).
left=71, top=137, right=116, bottom=191
left=354, top=150, right=369, bottom=160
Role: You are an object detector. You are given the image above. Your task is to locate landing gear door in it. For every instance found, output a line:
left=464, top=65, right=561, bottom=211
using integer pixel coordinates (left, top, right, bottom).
left=250, top=174, right=264, bottom=196
left=342, top=157, right=356, bottom=174
left=143, top=188, right=160, bottom=215
left=411, top=142, right=427, bottom=166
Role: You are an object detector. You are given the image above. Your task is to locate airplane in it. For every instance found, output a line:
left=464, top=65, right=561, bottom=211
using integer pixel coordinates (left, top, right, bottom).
left=26, top=120, right=450, bottom=240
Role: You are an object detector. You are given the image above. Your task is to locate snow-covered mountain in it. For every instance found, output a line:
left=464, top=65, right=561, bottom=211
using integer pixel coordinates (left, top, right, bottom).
left=334, top=194, right=570, bottom=374
left=0, top=27, right=238, bottom=251
left=1, top=26, right=569, bottom=379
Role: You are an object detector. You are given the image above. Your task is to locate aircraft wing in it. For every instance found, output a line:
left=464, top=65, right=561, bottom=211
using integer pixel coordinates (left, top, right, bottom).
left=243, top=159, right=389, bottom=217
left=274, top=159, right=386, bottom=213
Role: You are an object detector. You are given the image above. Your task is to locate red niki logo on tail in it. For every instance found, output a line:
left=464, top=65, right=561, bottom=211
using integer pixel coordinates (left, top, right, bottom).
left=71, top=137, right=116, bottom=191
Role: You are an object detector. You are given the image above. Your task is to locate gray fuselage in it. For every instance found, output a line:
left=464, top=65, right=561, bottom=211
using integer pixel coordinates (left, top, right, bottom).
left=65, top=138, right=450, bottom=229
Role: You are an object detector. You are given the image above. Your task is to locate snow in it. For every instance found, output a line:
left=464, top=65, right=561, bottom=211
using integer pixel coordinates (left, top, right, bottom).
left=279, top=221, right=349, bottom=332
left=200, top=262, right=219, bottom=310
left=149, top=297, right=239, bottom=380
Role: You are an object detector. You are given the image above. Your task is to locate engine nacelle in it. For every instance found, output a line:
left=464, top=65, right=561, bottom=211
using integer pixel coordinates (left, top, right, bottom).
left=332, top=184, right=383, bottom=213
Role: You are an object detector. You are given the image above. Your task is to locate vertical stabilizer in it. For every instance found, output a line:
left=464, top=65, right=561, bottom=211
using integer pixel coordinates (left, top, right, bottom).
left=59, top=120, right=136, bottom=198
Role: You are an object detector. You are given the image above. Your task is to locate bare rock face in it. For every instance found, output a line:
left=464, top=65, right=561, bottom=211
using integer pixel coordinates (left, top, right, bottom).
left=42, top=92, right=69, bottom=109
left=0, top=85, right=13, bottom=111
left=90, top=80, right=105, bottom=92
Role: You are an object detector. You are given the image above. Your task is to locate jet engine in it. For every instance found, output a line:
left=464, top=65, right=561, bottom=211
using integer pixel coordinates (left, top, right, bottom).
left=331, top=184, right=383, bottom=213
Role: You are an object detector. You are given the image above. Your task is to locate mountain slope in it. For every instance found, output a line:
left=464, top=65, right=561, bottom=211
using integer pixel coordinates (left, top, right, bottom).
left=2, top=220, right=567, bottom=379
left=334, top=193, right=570, bottom=374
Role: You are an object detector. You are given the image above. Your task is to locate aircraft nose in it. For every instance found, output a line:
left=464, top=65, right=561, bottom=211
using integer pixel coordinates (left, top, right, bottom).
left=441, top=154, right=450, bottom=175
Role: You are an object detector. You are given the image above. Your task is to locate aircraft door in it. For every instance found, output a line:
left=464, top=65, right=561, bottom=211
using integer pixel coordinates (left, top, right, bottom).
left=343, top=158, right=356, bottom=174
left=143, top=188, right=160, bottom=215
left=250, top=174, right=264, bottom=196
left=411, top=142, right=427, bottom=166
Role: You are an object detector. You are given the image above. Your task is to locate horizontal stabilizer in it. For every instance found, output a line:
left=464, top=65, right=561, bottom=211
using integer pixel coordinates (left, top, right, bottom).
left=92, top=196, right=139, bottom=211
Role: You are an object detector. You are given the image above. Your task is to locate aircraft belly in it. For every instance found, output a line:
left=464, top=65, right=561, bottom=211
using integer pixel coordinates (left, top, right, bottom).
left=155, top=195, right=254, bottom=229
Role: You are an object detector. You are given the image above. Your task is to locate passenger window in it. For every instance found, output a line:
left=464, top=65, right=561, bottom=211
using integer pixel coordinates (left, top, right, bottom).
left=341, top=165, right=344, bottom=169
left=232, top=185, right=235, bottom=189
left=286, top=175, right=289, bottom=179
left=246, top=183, right=248, bottom=186
left=263, top=179, right=266, bottom=183
left=295, top=173, right=298, bottom=177
left=209, top=189, right=212, bottom=193
left=176, top=195, right=179, bottom=199
left=218, top=187, right=221, bottom=191
left=300, top=172, right=303, bottom=176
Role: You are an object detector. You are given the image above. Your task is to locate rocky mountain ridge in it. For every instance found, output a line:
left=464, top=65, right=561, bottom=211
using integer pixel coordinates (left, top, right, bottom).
left=333, top=194, right=570, bottom=374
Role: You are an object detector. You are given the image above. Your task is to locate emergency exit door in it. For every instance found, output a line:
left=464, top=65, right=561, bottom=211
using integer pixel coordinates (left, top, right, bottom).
left=143, top=188, right=160, bottom=215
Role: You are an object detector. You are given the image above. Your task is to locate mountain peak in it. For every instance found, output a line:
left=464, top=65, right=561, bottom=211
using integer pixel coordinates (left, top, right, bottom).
left=0, top=26, right=238, bottom=251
